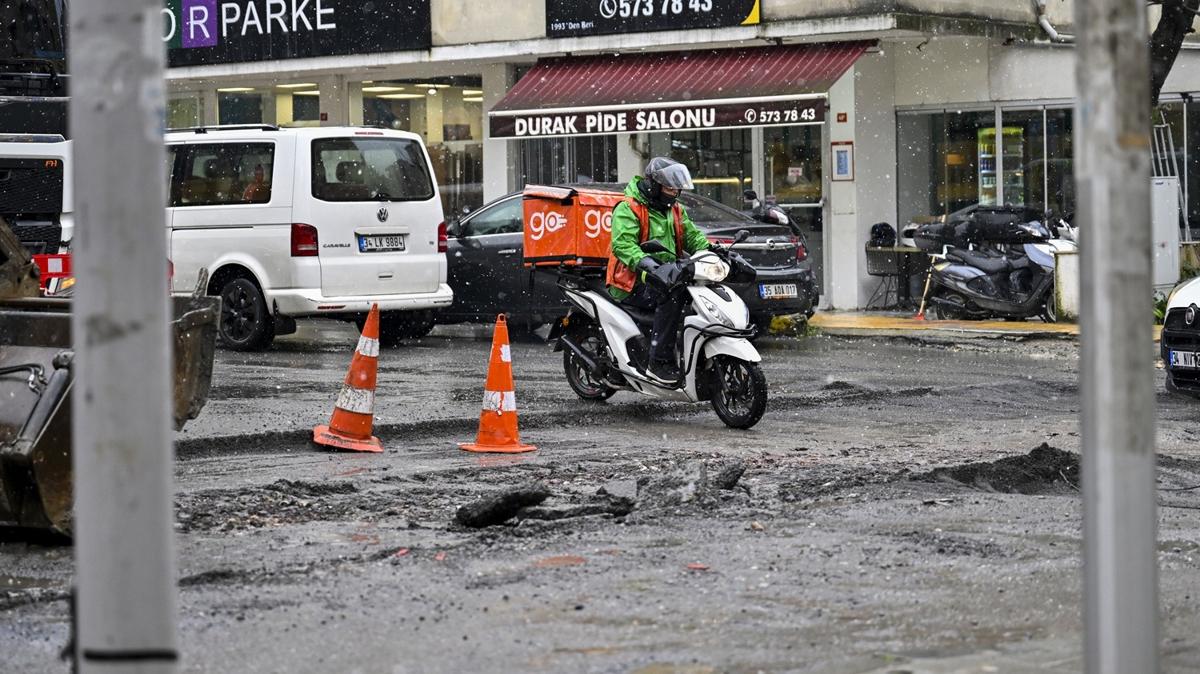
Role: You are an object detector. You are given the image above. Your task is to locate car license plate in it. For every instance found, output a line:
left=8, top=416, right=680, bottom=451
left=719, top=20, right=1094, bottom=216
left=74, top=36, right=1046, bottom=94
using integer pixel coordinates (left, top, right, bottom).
left=759, top=283, right=798, bottom=299
left=1170, top=350, right=1199, bottom=369
left=359, top=234, right=405, bottom=252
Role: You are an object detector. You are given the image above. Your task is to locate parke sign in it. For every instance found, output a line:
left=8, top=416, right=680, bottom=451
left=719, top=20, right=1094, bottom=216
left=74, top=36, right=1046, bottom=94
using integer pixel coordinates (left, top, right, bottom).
left=489, top=98, right=824, bottom=139
left=163, top=0, right=431, bottom=67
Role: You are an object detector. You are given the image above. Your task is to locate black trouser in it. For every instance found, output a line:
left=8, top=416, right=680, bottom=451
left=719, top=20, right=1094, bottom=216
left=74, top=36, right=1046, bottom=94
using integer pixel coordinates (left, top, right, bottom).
left=622, top=283, right=689, bottom=364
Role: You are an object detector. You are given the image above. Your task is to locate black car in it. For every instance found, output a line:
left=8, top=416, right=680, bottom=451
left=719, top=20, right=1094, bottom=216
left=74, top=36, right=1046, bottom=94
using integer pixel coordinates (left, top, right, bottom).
left=438, top=186, right=820, bottom=331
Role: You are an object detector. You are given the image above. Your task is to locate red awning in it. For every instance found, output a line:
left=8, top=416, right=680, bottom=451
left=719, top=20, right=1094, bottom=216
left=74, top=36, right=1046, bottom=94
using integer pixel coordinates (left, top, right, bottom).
left=488, top=41, right=871, bottom=138
left=492, top=41, right=871, bottom=114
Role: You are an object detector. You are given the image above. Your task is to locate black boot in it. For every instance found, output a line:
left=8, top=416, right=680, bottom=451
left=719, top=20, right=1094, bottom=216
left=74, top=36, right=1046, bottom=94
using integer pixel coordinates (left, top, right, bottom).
left=646, top=358, right=681, bottom=385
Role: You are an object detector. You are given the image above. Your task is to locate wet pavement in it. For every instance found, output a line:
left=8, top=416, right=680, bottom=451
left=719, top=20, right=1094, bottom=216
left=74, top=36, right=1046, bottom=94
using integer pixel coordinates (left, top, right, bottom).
left=2, top=319, right=1199, bottom=673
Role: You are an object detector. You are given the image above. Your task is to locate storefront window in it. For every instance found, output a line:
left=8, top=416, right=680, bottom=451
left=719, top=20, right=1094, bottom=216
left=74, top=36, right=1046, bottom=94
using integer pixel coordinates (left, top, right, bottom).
left=518, top=136, right=617, bottom=188
left=361, top=77, right=484, bottom=216
left=647, top=129, right=752, bottom=209
left=218, top=90, right=267, bottom=125
left=996, top=109, right=1046, bottom=209
left=764, top=126, right=821, bottom=205
left=1045, top=108, right=1074, bottom=218
left=1187, top=102, right=1200, bottom=233
left=167, top=94, right=202, bottom=129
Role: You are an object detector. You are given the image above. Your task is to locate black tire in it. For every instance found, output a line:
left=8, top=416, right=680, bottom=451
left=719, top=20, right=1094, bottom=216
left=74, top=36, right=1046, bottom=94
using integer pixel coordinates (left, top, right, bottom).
left=932, top=290, right=968, bottom=320
left=1165, top=372, right=1200, bottom=398
left=563, top=330, right=617, bottom=401
left=378, top=310, right=435, bottom=347
left=1040, top=287, right=1058, bottom=323
left=708, top=355, right=767, bottom=429
left=218, top=276, right=275, bottom=351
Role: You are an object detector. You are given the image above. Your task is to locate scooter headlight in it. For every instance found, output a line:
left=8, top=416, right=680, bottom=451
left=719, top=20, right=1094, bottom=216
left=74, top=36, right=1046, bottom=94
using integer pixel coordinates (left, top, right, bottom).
left=701, top=296, right=734, bottom=327
left=693, top=255, right=730, bottom=283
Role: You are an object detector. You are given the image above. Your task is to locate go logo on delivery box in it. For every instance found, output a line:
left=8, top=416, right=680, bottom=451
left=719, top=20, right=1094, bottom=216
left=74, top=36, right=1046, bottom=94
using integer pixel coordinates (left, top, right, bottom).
left=528, top=211, right=568, bottom=241
left=584, top=210, right=612, bottom=239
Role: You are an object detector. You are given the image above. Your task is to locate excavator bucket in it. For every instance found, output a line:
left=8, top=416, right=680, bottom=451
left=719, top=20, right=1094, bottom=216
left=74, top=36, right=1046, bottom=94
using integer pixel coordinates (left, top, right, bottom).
left=0, top=218, right=219, bottom=537
left=0, top=295, right=219, bottom=537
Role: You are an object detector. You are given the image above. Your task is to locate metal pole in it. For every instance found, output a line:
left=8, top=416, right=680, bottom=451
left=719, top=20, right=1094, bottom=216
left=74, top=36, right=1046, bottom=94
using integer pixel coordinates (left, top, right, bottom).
left=1075, top=1, right=1159, bottom=673
left=69, top=1, right=178, bottom=672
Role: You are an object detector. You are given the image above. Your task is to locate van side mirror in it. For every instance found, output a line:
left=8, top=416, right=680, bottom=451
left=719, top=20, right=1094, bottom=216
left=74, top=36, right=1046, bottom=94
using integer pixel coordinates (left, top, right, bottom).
left=640, top=240, right=670, bottom=255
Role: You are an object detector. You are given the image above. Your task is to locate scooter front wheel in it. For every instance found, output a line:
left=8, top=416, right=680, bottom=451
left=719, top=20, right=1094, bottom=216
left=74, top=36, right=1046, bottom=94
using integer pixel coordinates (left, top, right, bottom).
left=708, top=356, right=767, bottom=429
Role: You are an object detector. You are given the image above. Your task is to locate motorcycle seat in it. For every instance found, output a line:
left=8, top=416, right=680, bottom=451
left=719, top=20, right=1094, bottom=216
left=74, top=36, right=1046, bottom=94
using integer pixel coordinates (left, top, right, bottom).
left=946, top=248, right=1011, bottom=275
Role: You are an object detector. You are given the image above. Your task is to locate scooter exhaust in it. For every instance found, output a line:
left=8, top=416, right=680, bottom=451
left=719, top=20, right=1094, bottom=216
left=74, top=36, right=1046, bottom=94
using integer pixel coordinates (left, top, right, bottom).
left=558, top=334, right=605, bottom=378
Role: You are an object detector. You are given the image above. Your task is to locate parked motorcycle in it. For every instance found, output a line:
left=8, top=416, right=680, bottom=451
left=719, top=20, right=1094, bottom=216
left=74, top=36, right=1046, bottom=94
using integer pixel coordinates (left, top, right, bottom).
left=548, top=232, right=768, bottom=429
left=916, top=209, right=1077, bottom=322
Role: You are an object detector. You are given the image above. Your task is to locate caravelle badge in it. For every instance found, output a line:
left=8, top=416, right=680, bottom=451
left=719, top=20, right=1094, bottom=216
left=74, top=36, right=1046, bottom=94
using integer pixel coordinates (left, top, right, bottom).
left=377, top=208, right=389, bottom=223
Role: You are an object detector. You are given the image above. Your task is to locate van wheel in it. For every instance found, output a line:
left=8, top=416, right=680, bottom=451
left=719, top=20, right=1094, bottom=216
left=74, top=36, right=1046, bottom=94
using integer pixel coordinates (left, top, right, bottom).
left=379, top=310, right=435, bottom=347
left=218, top=277, right=275, bottom=351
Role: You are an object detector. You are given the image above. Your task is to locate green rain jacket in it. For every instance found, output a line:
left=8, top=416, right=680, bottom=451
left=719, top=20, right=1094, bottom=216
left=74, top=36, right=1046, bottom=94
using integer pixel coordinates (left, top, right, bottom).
left=607, top=176, right=710, bottom=300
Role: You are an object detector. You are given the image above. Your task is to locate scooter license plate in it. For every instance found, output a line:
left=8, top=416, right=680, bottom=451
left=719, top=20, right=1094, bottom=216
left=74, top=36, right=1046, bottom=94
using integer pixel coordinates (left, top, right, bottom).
left=1170, top=350, right=1199, bottom=369
left=759, top=283, right=797, bottom=299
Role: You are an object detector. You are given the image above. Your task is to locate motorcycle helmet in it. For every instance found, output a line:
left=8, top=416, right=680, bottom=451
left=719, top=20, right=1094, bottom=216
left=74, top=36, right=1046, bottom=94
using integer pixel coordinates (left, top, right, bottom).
left=639, top=157, right=694, bottom=212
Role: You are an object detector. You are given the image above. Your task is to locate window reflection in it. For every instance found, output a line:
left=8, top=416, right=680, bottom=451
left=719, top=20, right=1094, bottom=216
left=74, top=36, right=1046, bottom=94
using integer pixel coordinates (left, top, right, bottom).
left=360, top=77, right=484, bottom=216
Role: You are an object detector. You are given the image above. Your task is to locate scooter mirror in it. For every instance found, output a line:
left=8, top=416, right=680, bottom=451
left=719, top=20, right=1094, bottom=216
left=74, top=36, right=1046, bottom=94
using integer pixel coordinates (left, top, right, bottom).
left=733, top=229, right=752, bottom=245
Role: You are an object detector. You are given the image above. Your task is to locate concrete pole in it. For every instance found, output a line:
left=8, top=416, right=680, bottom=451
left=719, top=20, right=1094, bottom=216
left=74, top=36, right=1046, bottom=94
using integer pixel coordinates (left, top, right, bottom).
left=1074, top=1, right=1159, bottom=673
left=482, top=63, right=516, bottom=202
left=69, top=1, right=178, bottom=672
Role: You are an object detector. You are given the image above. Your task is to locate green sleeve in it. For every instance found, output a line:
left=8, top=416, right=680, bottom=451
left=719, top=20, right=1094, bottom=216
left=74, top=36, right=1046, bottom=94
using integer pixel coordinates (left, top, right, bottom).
left=609, top=201, right=646, bottom=269
left=681, top=206, right=711, bottom=254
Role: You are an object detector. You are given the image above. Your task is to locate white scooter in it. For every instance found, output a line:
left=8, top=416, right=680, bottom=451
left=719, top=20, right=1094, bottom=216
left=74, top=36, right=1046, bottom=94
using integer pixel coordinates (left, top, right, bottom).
left=548, top=233, right=768, bottom=429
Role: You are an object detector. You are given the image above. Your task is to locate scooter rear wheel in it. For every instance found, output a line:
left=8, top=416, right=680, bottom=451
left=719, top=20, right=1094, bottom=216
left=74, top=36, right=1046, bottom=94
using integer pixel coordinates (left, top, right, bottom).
left=932, top=290, right=969, bottom=320
left=563, top=332, right=617, bottom=401
left=709, top=356, right=767, bottom=429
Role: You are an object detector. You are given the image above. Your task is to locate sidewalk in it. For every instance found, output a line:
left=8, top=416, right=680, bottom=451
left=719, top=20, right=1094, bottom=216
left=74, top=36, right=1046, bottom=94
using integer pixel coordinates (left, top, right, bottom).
left=803, top=311, right=1165, bottom=342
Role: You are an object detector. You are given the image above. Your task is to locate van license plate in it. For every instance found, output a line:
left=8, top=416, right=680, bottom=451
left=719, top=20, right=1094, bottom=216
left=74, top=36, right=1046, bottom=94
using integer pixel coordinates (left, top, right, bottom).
left=359, top=235, right=405, bottom=252
left=759, top=283, right=797, bottom=299
left=1170, top=350, right=1198, bottom=369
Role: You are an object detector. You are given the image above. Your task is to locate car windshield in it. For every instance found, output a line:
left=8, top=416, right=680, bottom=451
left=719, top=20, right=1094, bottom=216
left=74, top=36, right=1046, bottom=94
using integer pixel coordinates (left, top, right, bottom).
left=676, top=192, right=757, bottom=224
left=311, top=137, right=434, bottom=202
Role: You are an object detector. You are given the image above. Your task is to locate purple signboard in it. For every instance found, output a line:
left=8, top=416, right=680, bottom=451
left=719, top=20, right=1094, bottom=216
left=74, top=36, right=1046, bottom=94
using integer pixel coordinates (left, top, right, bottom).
left=180, top=0, right=218, bottom=48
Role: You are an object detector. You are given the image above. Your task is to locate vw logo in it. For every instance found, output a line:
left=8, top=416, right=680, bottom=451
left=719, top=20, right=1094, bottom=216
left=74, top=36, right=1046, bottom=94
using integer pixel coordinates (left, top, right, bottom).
left=1187, top=305, right=1197, bottom=326
left=377, top=208, right=389, bottom=223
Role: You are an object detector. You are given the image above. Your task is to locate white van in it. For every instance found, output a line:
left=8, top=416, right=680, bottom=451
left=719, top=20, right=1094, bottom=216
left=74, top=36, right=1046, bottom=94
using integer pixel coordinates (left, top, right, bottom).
left=165, top=125, right=453, bottom=350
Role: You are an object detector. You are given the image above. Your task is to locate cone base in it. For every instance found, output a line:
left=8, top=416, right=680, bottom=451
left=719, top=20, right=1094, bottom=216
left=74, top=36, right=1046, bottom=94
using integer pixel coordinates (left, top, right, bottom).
left=458, top=441, right=536, bottom=454
left=313, top=425, right=383, bottom=453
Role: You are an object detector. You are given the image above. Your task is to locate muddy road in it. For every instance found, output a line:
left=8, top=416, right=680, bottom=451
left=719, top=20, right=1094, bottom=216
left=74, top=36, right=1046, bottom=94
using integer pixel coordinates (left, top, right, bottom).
left=3, top=323, right=1200, bottom=673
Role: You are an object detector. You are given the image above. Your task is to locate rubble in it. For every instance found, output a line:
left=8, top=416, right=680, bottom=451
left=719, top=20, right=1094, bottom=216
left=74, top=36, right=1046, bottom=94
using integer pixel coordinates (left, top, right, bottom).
left=454, top=484, right=551, bottom=528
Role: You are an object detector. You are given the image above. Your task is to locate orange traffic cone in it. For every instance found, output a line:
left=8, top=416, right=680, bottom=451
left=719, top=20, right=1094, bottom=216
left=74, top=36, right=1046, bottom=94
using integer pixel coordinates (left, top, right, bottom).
left=459, top=314, right=535, bottom=454
left=313, top=304, right=383, bottom=453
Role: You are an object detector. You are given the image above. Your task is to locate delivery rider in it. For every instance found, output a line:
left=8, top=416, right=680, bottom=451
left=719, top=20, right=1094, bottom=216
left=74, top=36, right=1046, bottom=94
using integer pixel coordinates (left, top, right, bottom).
left=606, top=157, right=710, bottom=384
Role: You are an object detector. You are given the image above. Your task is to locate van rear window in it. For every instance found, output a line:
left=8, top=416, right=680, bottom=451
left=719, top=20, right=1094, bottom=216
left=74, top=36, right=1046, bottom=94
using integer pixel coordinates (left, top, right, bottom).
left=311, top=138, right=434, bottom=202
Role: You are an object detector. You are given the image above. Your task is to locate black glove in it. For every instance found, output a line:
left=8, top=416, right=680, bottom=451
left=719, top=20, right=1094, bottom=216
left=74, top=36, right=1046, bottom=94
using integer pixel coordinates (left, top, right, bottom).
left=647, top=260, right=692, bottom=292
left=636, top=256, right=662, bottom=275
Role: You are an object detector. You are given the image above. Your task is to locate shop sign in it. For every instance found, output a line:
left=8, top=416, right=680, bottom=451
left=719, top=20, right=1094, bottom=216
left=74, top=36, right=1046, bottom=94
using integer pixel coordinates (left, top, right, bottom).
left=490, top=97, right=822, bottom=139
left=163, top=0, right=431, bottom=68
left=546, top=0, right=760, bottom=38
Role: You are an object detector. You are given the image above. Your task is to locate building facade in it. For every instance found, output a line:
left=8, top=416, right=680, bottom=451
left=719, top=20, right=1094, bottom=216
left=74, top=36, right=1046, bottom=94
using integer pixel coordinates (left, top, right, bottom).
left=162, top=0, right=1200, bottom=308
